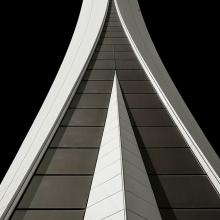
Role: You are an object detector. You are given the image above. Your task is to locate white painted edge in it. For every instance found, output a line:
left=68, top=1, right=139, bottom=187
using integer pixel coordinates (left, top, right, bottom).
left=116, top=74, right=127, bottom=220
left=115, top=0, right=220, bottom=194
left=0, top=0, right=109, bottom=218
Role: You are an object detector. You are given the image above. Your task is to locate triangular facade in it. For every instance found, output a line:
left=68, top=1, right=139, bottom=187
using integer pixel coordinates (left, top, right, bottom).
left=1, top=0, right=219, bottom=219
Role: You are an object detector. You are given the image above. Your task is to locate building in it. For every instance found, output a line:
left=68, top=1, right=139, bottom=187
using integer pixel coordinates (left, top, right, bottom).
left=0, top=0, right=219, bottom=219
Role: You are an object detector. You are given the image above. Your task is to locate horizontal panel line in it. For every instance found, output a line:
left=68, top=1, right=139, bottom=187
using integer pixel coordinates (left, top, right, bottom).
left=88, top=67, right=147, bottom=70
left=100, top=44, right=130, bottom=46
left=49, top=147, right=100, bottom=149
left=148, top=174, right=207, bottom=176
left=87, top=69, right=115, bottom=70
left=68, top=107, right=108, bottom=109
left=59, top=125, right=104, bottom=128
left=16, top=208, right=85, bottom=210
left=91, top=59, right=137, bottom=61
left=76, top=90, right=111, bottom=94
left=104, top=20, right=120, bottom=22
left=35, top=174, right=93, bottom=176
left=106, top=13, right=118, bottom=15
left=77, top=92, right=111, bottom=94
left=102, top=30, right=124, bottom=33
left=105, top=17, right=119, bottom=20
left=106, top=15, right=118, bottom=17
left=98, top=44, right=129, bottom=46
left=103, top=25, right=122, bottom=27
left=94, top=50, right=132, bottom=52
left=148, top=173, right=205, bottom=175
left=134, top=126, right=176, bottom=128
left=119, top=80, right=151, bottom=82
left=122, top=92, right=157, bottom=94
left=122, top=92, right=156, bottom=94
left=106, top=13, right=119, bottom=19
left=105, top=16, right=119, bottom=18
left=104, top=22, right=120, bottom=24
left=101, top=30, right=123, bottom=32
left=102, top=33, right=124, bottom=35
left=116, top=69, right=143, bottom=70
left=81, top=79, right=114, bottom=80
left=66, top=108, right=107, bottom=110
left=82, top=79, right=114, bottom=81
left=139, top=147, right=189, bottom=149
left=100, top=36, right=127, bottom=38
left=140, top=146, right=189, bottom=149
left=129, top=108, right=165, bottom=109
left=159, top=207, right=220, bottom=210
left=117, top=79, right=149, bottom=81
left=159, top=208, right=220, bottom=210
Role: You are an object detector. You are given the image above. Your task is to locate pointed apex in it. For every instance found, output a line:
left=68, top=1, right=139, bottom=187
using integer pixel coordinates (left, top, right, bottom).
left=84, top=72, right=162, bottom=220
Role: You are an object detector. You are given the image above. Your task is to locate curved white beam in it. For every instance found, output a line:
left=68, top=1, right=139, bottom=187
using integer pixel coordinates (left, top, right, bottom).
left=0, top=0, right=109, bottom=218
left=115, top=0, right=220, bottom=193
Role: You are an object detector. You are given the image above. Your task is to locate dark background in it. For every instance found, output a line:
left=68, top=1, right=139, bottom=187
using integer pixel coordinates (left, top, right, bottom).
left=1, top=0, right=219, bottom=181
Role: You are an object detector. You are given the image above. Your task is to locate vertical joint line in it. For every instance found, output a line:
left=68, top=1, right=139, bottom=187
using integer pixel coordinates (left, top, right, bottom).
left=115, top=76, right=127, bottom=220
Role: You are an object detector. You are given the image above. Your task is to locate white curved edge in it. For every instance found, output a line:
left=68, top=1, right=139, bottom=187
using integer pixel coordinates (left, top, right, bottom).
left=115, top=0, right=220, bottom=194
left=0, top=0, right=109, bottom=218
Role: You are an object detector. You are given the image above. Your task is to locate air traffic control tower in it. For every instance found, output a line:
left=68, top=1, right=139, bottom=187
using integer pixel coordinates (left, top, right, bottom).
left=1, top=0, right=220, bottom=219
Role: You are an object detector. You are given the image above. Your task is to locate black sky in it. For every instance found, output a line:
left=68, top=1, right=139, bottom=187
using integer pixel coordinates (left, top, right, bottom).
left=1, top=0, right=219, bottom=181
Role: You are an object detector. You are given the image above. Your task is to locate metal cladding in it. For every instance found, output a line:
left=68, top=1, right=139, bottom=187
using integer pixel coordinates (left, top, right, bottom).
left=1, top=0, right=220, bottom=219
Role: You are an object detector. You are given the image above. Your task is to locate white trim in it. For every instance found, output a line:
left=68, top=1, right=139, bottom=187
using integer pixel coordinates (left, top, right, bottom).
left=117, top=73, right=128, bottom=220
left=115, top=0, right=220, bottom=193
left=0, top=0, right=109, bottom=218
